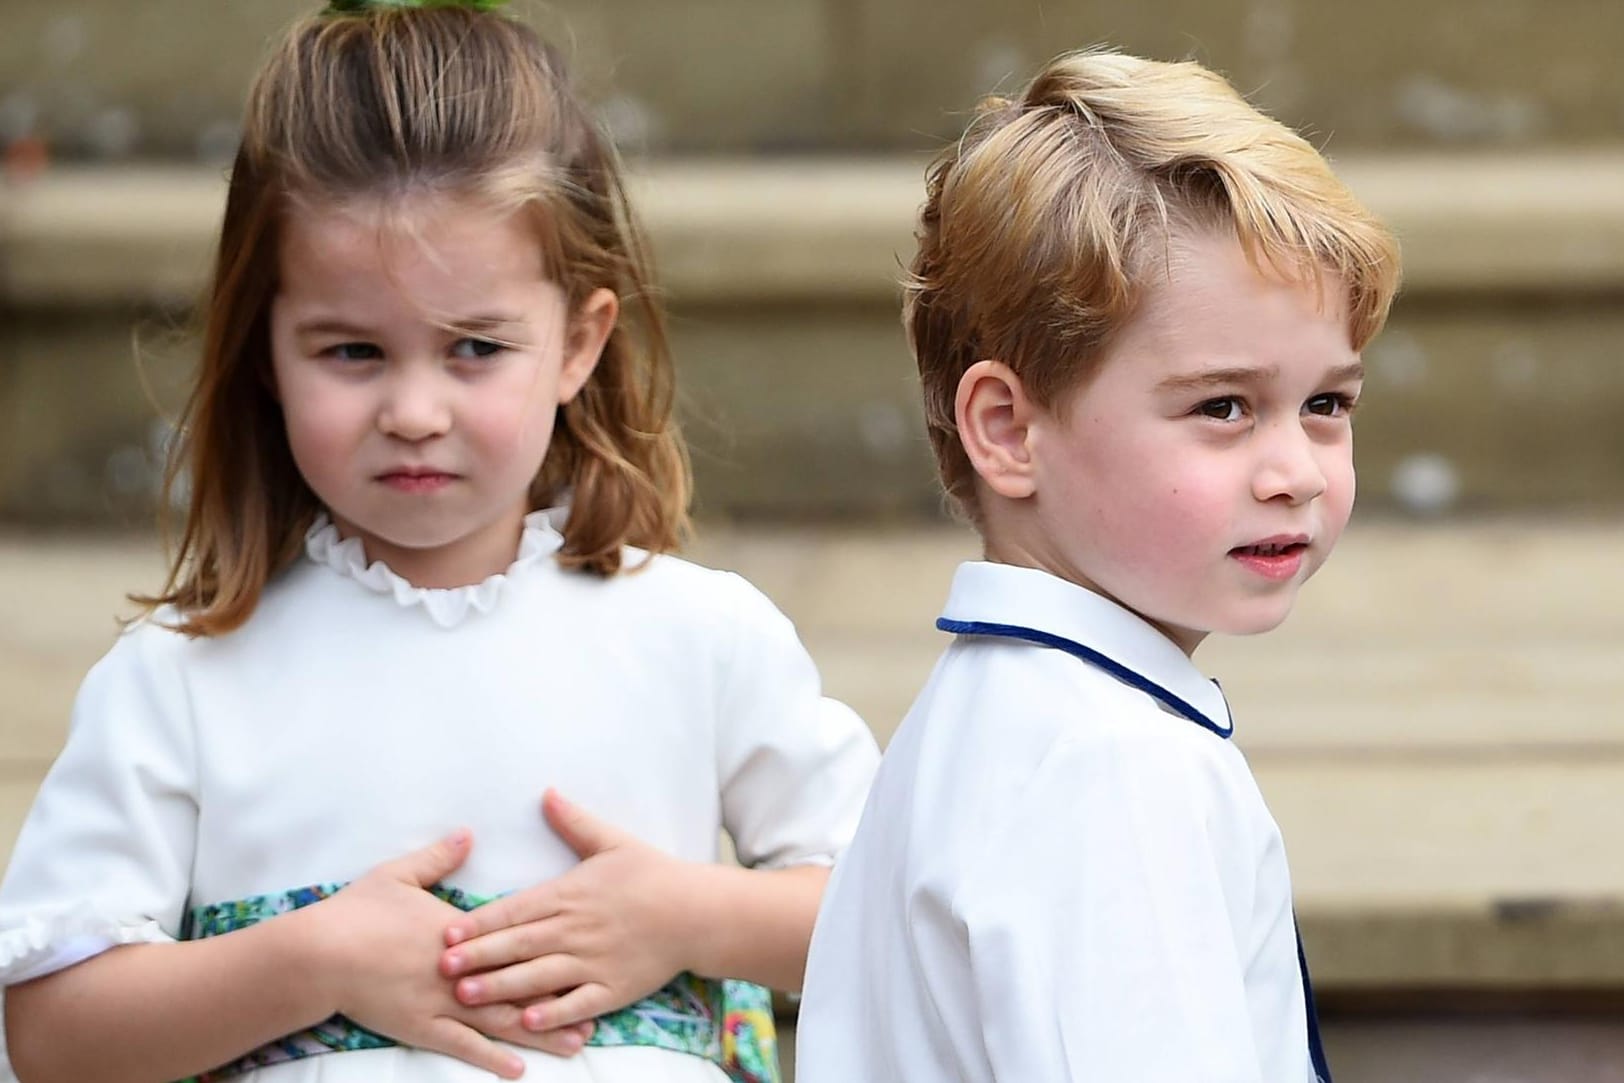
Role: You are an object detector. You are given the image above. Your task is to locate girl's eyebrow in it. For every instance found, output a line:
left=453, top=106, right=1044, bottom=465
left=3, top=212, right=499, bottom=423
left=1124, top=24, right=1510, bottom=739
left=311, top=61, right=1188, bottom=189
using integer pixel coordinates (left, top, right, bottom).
left=450, top=314, right=526, bottom=332
left=1155, top=360, right=1364, bottom=393
left=293, top=317, right=374, bottom=337
left=292, top=314, right=525, bottom=336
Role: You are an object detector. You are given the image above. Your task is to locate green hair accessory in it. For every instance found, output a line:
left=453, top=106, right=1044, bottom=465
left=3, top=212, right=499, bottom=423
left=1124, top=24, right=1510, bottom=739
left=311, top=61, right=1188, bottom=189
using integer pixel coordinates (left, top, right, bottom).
left=323, top=0, right=509, bottom=13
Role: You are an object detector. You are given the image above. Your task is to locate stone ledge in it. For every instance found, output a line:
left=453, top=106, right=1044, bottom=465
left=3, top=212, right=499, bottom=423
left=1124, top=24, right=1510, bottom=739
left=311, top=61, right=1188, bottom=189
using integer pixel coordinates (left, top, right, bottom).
left=1304, top=907, right=1624, bottom=992
left=4, top=520, right=1624, bottom=992
left=4, top=152, right=1624, bottom=308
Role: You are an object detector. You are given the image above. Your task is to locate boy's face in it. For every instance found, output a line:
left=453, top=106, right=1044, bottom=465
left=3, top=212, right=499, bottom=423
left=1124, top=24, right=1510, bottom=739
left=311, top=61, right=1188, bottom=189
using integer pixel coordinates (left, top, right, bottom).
left=1021, top=231, right=1363, bottom=653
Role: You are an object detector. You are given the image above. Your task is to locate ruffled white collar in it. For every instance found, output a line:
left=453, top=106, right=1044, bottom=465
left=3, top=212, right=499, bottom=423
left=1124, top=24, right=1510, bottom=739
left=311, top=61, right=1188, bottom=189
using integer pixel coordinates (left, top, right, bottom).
left=303, top=508, right=566, bottom=629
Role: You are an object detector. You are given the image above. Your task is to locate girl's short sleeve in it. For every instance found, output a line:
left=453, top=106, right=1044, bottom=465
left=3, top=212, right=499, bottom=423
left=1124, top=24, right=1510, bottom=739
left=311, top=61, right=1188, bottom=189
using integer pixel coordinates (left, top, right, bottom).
left=712, top=576, right=878, bottom=871
left=0, top=623, right=198, bottom=986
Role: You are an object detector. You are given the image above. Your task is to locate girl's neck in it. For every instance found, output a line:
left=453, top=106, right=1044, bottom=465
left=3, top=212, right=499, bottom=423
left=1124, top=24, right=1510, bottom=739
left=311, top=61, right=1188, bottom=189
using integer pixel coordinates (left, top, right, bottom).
left=330, top=508, right=530, bottom=589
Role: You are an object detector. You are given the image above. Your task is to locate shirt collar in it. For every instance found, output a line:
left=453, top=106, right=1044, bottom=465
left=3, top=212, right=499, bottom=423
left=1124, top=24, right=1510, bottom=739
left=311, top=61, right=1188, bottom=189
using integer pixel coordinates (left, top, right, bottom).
left=938, top=561, right=1234, bottom=737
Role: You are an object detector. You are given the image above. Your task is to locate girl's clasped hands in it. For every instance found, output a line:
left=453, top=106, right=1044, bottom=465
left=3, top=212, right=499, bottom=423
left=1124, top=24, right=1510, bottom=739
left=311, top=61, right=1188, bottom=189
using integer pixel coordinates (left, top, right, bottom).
left=318, top=790, right=693, bottom=1077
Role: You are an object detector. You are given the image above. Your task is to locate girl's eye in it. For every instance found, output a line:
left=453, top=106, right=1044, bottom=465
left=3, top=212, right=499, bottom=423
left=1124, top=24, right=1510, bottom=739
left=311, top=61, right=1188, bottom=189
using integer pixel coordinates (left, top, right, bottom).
left=451, top=337, right=505, bottom=360
left=1196, top=397, right=1245, bottom=422
left=328, top=342, right=382, bottom=362
left=1306, top=392, right=1358, bottom=417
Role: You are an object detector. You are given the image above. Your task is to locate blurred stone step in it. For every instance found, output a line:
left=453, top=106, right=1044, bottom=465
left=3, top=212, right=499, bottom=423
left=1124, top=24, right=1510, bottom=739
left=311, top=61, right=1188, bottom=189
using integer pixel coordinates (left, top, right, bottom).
left=780, top=1016, right=1624, bottom=1083
left=7, top=155, right=1624, bottom=307
left=4, top=518, right=1624, bottom=997
left=7, top=0, right=1624, bottom=155
left=4, top=156, right=1624, bottom=521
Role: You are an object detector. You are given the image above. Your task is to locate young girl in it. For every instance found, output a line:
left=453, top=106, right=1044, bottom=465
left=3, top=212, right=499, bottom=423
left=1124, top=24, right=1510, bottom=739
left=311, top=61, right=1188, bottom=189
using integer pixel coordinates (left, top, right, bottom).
left=0, top=3, right=878, bottom=1081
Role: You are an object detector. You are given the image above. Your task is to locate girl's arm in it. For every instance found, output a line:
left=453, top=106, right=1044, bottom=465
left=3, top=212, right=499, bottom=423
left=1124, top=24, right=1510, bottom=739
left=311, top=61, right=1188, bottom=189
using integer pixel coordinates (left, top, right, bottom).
left=8, top=910, right=338, bottom=1083
left=439, top=792, right=825, bottom=1032
left=670, top=860, right=828, bottom=991
left=441, top=576, right=879, bottom=1036
left=7, top=832, right=532, bottom=1083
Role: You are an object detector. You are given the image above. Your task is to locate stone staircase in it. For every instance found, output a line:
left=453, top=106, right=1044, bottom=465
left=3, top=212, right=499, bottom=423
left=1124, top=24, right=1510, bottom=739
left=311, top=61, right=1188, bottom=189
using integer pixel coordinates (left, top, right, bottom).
left=5, top=517, right=1624, bottom=1080
left=5, top=152, right=1624, bottom=524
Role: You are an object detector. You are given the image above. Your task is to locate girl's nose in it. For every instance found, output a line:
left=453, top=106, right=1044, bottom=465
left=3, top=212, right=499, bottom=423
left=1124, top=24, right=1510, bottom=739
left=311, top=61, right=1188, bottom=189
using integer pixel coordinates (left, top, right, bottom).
left=377, top=367, right=452, bottom=441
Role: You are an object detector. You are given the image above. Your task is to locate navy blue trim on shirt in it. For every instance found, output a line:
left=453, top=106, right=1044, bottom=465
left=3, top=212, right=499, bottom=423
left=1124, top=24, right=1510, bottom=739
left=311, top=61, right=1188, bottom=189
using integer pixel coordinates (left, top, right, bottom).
left=1297, top=919, right=1334, bottom=1083
left=935, top=618, right=1234, bottom=738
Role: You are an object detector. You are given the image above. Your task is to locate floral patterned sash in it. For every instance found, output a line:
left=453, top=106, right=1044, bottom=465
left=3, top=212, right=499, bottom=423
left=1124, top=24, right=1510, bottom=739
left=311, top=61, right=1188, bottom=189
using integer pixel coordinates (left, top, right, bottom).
left=176, top=883, right=778, bottom=1083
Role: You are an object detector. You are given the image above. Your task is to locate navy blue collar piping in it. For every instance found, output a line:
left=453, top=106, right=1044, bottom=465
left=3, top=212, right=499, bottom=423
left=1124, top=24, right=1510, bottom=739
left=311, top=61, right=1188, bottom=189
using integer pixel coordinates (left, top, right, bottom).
left=935, top=618, right=1234, bottom=740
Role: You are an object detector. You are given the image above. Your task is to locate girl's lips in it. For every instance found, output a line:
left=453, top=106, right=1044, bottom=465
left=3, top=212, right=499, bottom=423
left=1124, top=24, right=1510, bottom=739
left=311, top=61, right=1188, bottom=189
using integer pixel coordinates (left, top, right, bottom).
left=379, top=472, right=456, bottom=493
left=1229, top=542, right=1307, bottom=581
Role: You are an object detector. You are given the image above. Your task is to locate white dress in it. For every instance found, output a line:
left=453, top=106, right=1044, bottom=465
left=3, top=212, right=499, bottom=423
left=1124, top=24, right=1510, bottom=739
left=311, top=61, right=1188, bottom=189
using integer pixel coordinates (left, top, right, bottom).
left=0, top=509, right=880, bottom=1083
left=797, top=561, right=1323, bottom=1083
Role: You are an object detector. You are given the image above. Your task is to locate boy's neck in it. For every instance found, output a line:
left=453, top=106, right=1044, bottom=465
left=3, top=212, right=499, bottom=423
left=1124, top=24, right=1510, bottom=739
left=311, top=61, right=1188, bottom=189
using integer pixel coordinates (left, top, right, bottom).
left=979, top=533, right=1209, bottom=657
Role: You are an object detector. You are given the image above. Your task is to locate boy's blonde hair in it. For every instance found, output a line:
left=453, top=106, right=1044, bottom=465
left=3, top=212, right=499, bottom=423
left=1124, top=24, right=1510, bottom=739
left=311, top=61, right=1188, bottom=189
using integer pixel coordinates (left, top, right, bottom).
left=136, top=6, right=690, bottom=636
left=908, top=49, right=1401, bottom=522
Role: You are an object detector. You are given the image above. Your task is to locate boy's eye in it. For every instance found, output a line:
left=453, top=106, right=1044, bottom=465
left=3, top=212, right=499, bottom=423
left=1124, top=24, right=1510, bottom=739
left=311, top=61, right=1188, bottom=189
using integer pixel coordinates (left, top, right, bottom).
left=328, top=342, right=382, bottom=362
left=1196, top=397, right=1244, bottom=422
left=1305, top=392, right=1358, bottom=417
left=451, top=337, right=505, bottom=360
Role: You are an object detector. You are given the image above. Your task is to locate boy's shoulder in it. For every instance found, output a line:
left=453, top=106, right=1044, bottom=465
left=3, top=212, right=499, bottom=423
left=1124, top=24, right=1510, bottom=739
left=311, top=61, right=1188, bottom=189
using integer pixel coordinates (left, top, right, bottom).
left=922, top=560, right=1236, bottom=752
left=909, top=637, right=1270, bottom=857
left=924, top=629, right=1241, bottom=774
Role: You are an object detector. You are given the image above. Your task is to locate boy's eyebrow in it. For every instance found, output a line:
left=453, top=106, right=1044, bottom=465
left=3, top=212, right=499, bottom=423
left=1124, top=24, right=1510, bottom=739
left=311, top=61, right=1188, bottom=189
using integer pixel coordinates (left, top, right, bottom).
left=1156, top=361, right=1365, bottom=392
left=1155, top=365, right=1279, bottom=392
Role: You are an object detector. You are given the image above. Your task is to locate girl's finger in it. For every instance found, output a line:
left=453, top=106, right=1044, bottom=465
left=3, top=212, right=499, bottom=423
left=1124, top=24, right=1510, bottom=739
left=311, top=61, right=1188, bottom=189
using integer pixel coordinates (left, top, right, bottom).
left=523, top=983, right=613, bottom=1031
left=446, top=886, right=562, bottom=947
left=456, top=952, right=586, bottom=1005
left=379, top=830, right=473, bottom=888
left=443, top=915, right=570, bottom=977
left=504, top=1019, right=594, bottom=1058
left=421, top=1016, right=526, bottom=1079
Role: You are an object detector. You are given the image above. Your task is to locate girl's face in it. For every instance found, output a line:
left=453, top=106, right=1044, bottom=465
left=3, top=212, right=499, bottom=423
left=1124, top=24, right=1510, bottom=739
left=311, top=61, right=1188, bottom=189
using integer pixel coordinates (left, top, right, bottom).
left=1008, top=231, right=1362, bottom=653
left=269, top=195, right=615, bottom=588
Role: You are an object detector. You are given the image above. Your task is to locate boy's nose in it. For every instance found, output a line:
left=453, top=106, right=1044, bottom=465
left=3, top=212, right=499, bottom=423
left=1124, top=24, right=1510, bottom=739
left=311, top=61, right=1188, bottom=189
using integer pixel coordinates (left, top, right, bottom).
left=377, top=368, right=452, bottom=441
left=1252, top=423, right=1328, bottom=505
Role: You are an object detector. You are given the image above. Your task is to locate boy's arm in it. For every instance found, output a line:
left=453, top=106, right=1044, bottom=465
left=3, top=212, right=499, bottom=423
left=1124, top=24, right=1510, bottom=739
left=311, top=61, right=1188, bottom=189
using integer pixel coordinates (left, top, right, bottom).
left=6, top=833, right=537, bottom=1083
left=440, top=792, right=827, bottom=1032
left=962, top=732, right=1269, bottom=1083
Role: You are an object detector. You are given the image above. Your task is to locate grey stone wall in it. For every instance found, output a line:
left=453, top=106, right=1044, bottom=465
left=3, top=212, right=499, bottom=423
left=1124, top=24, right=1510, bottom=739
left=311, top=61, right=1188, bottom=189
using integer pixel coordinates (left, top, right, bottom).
left=4, top=0, right=1624, bottom=161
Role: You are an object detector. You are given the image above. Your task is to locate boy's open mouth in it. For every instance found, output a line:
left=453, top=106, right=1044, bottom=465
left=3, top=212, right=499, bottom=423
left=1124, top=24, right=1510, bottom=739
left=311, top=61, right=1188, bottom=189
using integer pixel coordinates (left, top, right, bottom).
left=1230, top=541, right=1308, bottom=557
left=1229, top=538, right=1310, bottom=581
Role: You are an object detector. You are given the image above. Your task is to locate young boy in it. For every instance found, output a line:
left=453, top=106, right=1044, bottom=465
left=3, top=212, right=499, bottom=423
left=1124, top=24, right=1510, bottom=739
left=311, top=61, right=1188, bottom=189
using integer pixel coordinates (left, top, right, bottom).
left=796, top=50, right=1399, bottom=1083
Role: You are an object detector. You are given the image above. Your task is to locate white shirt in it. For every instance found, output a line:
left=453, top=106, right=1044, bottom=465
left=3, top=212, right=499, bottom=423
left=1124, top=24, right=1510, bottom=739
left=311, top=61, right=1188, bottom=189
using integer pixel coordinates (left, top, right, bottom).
left=0, top=509, right=880, bottom=1082
left=797, top=561, right=1320, bottom=1083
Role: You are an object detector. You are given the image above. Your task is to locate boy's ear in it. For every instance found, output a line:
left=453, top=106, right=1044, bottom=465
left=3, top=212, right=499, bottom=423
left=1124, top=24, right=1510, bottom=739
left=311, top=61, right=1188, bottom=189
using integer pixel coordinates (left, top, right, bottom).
left=559, top=287, right=618, bottom=403
left=955, top=359, right=1037, bottom=500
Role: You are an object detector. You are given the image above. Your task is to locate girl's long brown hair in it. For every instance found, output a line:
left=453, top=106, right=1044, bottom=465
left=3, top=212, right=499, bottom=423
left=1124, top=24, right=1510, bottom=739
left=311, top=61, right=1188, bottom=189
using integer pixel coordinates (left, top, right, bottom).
left=135, top=6, right=691, bottom=636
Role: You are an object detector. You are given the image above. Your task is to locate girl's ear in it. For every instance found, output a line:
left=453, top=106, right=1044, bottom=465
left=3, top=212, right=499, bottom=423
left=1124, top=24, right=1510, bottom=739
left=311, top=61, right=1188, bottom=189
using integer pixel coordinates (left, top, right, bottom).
left=558, top=287, right=618, bottom=403
left=955, top=360, right=1038, bottom=500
